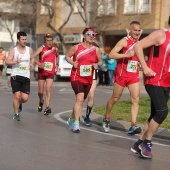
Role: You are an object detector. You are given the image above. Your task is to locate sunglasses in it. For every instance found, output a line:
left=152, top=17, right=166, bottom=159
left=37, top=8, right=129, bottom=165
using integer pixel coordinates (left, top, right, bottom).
left=86, top=33, right=95, bottom=37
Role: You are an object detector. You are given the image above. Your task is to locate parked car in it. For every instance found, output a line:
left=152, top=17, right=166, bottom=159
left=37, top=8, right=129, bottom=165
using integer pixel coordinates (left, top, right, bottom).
left=34, top=55, right=72, bottom=81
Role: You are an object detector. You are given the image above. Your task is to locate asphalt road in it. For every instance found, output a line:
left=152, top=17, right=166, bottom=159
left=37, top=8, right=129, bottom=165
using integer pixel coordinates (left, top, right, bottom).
left=0, top=79, right=170, bottom=170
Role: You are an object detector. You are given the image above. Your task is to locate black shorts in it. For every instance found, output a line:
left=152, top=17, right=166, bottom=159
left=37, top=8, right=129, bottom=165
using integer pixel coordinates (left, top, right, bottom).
left=0, top=65, right=4, bottom=71
left=71, top=81, right=91, bottom=99
left=145, top=84, right=170, bottom=122
left=11, top=75, right=30, bottom=94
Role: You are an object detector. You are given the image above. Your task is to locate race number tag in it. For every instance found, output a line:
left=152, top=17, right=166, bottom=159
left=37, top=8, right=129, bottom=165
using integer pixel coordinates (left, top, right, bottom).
left=0, top=60, right=3, bottom=65
left=127, top=60, right=138, bottom=73
left=44, top=62, right=53, bottom=71
left=80, top=65, right=92, bottom=76
left=6, top=68, right=12, bottom=74
left=17, top=63, right=28, bottom=74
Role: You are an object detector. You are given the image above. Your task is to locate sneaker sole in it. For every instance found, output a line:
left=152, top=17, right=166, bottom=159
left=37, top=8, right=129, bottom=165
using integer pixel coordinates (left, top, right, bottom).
left=101, top=127, right=109, bottom=133
left=72, top=129, right=80, bottom=133
left=44, top=112, right=51, bottom=116
left=139, top=145, right=153, bottom=159
left=13, top=118, right=20, bottom=121
left=131, top=148, right=143, bottom=157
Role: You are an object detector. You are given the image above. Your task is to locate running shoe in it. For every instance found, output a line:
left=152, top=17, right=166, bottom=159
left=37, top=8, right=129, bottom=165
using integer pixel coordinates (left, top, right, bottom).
left=128, top=124, right=142, bottom=135
left=13, top=114, right=20, bottom=121
left=67, top=117, right=74, bottom=130
left=101, top=116, right=110, bottom=133
left=84, top=117, right=92, bottom=126
left=38, top=100, right=44, bottom=112
left=139, top=142, right=153, bottom=159
left=72, top=121, right=80, bottom=133
left=44, top=107, right=51, bottom=116
left=131, top=142, right=143, bottom=157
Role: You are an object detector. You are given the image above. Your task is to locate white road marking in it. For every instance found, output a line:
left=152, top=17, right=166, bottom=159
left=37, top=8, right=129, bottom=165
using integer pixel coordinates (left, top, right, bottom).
left=54, top=109, right=170, bottom=147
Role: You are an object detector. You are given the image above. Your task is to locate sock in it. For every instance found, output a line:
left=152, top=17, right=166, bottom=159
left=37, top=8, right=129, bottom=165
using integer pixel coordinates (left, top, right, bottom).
left=105, top=115, right=110, bottom=120
left=86, top=105, right=92, bottom=118
left=131, top=122, right=136, bottom=126
left=144, top=139, right=151, bottom=144
left=136, top=139, right=143, bottom=145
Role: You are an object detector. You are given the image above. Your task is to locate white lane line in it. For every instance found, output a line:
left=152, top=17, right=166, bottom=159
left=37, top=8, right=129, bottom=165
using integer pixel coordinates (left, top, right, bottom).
left=54, top=110, right=170, bottom=147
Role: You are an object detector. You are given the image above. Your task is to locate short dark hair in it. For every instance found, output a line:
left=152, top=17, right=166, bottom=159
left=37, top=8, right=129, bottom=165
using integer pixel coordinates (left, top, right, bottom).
left=130, top=21, right=140, bottom=27
left=168, top=15, right=170, bottom=26
left=0, top=47, right=3, bottom=50
left=44, top=34, right=53, bottom=41
left=17, top=31, right=27, bottom=40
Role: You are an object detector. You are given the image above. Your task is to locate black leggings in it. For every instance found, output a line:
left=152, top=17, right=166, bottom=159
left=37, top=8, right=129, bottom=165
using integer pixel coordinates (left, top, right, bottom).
left=145, top=84, right=170, bottom=124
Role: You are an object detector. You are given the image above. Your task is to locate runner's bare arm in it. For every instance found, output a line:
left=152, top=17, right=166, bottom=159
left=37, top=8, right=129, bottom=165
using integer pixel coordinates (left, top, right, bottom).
left=109, top=38, right=134, bottom=59
left=134, top=30, right=165, bottom=76
left=65, top=45, right=78, bottom=68
left=31, top=46, right=43, bottom=66
left=5, top=48, right=19, bottom=66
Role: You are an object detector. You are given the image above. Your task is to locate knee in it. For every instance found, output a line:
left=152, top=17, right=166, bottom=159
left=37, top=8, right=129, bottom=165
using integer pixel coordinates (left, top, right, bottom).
left=153, top=108, right=168, bottom=124
left=131, top=97, right=139, bottom=105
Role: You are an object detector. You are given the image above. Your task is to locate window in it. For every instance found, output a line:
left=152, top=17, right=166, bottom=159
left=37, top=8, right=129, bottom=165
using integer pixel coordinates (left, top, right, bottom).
left=97, top=0, right=116, bottom=16
left=138, top=0, right=150, bottom=13
left=40, top=0, right=52, bottom=15
left=124, top=0, right=136, bottom=14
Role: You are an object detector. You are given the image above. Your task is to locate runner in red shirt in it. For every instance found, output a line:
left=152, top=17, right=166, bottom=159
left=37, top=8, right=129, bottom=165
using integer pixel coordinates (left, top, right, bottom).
left=32, top=34, right=59, bottom=115
left=0, top=47, right=6, bottom=84
left=131, top=16, right=170, bottom=159
left=102, top=21, right=142, bottom=135
left=66, top=27, right=102, bottom=132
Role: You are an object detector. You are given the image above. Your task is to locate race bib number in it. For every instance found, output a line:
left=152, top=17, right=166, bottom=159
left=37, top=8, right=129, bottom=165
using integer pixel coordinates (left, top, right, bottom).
left=80, top=65, right=92, bottom=77
left=44, top=62, right=53, bottom=71
left=127, top=60, right=138, bottom=73
left=17, top=63, right=28, bottom=74
left=0, top=60, right=3, bottom=65
left=6, top=68, right=12, bottom=74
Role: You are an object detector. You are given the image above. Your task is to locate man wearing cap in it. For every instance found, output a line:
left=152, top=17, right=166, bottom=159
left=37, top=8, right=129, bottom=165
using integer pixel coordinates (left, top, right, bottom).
left=65, top=27, right=102, bottom=132
left=131, top=16, right=170, bottom=159
left=32, top=34, right=59, bottom=115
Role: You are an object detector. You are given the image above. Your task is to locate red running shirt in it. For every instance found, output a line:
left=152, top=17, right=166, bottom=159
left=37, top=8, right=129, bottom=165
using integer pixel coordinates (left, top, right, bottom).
left=70, top=44, right=98, bottom=84
left=116, top=37, right=139, bottom=77
left=0, top=53, right=5, bottom=66
left=39, top=45, right=57, bottom=74
left=144, top=30, right=170, bottom=87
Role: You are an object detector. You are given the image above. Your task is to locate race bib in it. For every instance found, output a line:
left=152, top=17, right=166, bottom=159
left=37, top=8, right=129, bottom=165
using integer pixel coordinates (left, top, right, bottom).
left=6, top=68, right=12, bottom=74
left=17, top=63, right=28, bottom=74
left=44, top=62, right=53, bottom=71
left=0, top=60, right=3, bottom=65
left=127, top=60, right=138, bottom=73
left=80, top=65, right=92, bottom=77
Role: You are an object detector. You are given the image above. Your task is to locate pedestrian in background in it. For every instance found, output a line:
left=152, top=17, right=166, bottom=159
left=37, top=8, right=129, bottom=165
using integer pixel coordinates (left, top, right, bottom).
left=98, top=47, right=109, bottom=86
left=0, top=47, right=6, bottom=84
left=107, top=58, right=117, bottom=86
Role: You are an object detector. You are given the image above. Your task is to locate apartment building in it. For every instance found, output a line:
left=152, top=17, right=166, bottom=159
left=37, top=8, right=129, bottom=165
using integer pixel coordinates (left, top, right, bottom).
left=36, top=0, right=170, bottom=52
left=0, top=0, right=36, bottom=52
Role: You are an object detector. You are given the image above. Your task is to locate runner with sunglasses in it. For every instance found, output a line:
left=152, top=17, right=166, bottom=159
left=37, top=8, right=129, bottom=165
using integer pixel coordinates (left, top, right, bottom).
left=66, top=27, right=102, bottom=132
left=32, top=34, right=59, bottom=115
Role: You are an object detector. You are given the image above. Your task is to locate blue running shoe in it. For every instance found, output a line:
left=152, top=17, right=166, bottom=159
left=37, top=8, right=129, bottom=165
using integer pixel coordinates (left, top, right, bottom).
left=84, top=117, right=92, bottom=126
left=139, top=142, right=153, bottom=159
left=13, top=114, right=20, bottom=121
left=128, top=124, right=142, bottom=135
left=73, top=121, right=80, bottom=133
left=67, top=117, right=74, bottom=130
left=18, top=104, right=22, bottom=113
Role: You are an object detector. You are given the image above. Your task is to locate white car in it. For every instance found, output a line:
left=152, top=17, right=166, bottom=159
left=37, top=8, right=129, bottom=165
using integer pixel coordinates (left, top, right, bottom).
left=34, top=55, right=72, bottom=81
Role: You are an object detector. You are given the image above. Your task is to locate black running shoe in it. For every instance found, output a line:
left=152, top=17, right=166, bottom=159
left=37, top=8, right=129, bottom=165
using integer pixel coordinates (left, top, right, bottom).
left=38, top=100, right=44, bottom=112
left=44, top=107, right=51, bottom=116
left=18, top=104, right=22, bottom=113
